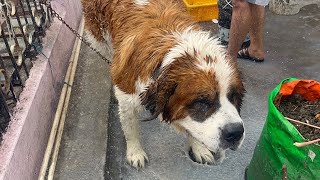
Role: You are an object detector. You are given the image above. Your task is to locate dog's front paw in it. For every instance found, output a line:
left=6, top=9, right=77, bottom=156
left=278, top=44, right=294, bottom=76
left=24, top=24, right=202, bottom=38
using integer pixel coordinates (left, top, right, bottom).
left=188, top=138, right=225, bottom=165
left=126, top=145, right=149, bottom=169
left=188, top=144, right=215, bottom=165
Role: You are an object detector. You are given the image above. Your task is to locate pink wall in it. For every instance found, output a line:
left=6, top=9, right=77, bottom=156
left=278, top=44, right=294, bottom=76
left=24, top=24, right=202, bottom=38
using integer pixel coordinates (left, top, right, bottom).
left=0, top=0, right=82, bottom=179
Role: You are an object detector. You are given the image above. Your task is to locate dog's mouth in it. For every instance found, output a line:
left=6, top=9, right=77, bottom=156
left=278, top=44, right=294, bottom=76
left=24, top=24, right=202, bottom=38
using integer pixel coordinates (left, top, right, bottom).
left=186, top=130, right=242, bottom=152
left=220, top=137, right=243, bottom=151
left=185, top=130, right=216, bottom=152
left=229, top=144, right=239, bottom=151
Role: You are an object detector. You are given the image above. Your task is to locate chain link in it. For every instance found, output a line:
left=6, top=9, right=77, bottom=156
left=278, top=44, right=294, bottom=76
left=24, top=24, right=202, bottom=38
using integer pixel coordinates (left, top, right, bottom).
left=40, top=1, right=112, bottom=64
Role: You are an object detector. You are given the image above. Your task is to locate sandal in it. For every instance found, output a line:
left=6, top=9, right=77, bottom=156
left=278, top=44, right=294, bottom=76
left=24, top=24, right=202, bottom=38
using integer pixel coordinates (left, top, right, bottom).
left=237, top=47, right=264, bottom=62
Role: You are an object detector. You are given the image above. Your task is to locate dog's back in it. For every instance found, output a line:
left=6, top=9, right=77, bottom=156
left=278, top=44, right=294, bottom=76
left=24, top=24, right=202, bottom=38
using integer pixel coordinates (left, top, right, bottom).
left=82, top=0, right=194, bottom=42
left=82, top=0, right=200, bottom=93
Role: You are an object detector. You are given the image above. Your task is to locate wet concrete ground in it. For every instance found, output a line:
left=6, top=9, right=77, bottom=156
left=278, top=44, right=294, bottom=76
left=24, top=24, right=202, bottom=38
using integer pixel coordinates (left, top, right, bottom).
left=55, top=5, right=320, bottom=180
left=54, top=42, right=111, bottom=180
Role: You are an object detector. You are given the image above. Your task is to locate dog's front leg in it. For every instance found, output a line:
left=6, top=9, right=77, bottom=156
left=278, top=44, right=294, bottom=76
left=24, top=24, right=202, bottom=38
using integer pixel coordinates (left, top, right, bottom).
left=115, top=88, right=149, bottom=169
left=188, top=136, right=225, bottom=165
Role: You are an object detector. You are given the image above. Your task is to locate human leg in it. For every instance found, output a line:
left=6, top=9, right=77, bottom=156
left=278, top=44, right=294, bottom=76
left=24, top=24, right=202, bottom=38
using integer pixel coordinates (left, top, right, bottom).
left=247, top=3, right=266, bottom=60
left=227, top=0, right=252, bottom=62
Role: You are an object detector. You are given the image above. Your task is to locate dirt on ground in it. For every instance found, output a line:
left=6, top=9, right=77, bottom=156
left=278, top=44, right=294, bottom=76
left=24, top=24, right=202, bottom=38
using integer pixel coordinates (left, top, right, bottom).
left=277, top=94, right=320, bottom=141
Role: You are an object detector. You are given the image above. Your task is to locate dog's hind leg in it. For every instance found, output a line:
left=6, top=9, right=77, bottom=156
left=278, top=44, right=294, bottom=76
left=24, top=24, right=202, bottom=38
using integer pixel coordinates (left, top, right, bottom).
left=114, top=86, right=149, bottom=169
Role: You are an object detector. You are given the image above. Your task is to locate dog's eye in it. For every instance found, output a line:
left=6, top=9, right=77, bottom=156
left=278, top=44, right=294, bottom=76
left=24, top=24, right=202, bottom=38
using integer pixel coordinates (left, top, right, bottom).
left=187, top=98, right=220, bottom=122
left=189, top=99, right=211, bottom=111
left=227, top=89, right=244, bottom=113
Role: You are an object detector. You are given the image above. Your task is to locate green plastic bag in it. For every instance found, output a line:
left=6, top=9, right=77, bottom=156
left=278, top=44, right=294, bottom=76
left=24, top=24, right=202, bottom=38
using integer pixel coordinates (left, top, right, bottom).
left=246, top=78, right=320, bottom=180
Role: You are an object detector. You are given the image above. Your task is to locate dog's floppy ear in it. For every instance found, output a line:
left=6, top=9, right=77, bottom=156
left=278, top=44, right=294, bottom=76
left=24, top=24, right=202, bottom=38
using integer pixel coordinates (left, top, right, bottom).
left=140, top=74, right=177, bottom=122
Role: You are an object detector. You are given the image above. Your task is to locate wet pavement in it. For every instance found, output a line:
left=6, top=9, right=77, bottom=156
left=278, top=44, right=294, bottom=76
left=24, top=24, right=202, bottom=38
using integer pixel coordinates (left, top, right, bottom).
left=54, top=42, right=111, bottom=180
left=55, top=5, right=320, bottom=180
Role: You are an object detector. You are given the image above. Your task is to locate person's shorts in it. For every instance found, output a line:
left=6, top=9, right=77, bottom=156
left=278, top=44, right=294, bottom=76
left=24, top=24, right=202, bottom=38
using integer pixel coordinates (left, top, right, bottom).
left=247, top=0, right=270, bottom=6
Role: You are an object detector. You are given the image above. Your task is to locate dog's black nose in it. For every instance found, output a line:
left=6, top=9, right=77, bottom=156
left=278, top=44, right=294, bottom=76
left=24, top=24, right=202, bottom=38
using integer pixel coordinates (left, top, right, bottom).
left=222, top=123, right=244, bottom=143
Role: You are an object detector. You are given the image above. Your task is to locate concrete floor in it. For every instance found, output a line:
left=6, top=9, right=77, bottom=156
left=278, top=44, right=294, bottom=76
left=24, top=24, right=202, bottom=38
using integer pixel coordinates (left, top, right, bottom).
left=54, top=42, right=111, bottom=180
left=55, top=5, right=320, bottom=180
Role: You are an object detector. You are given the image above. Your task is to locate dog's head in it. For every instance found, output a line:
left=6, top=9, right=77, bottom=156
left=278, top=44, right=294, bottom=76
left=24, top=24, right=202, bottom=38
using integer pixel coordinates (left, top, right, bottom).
left=140, top=31, right=245, bottom=153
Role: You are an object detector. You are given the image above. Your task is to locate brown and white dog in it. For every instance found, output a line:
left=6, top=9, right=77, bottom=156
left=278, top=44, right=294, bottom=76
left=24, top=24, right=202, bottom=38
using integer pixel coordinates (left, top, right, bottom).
left=82, top=0, right=245, bottom=168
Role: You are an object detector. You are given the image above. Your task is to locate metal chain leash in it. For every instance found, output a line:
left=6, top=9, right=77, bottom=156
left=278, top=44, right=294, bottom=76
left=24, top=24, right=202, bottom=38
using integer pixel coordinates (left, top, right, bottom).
left=39, top=1, right=112, bottom=64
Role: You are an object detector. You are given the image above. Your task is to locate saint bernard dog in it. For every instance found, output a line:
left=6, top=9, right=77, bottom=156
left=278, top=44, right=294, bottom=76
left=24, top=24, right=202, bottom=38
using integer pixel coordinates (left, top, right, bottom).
left=82, top=0, right=245, bottom=169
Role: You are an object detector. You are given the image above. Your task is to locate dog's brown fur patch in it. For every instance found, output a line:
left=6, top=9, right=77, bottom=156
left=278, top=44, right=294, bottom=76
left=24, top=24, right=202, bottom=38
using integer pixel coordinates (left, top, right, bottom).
left=140, top=54, right=222, bottom=122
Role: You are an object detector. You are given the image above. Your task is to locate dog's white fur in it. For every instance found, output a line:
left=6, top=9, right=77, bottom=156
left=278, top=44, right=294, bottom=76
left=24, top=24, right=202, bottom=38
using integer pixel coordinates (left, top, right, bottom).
left=134, top=0, right=149, bottom=6
left=112, top=78, right=154, bottom=168
left=114, top=85, right=149, bottom=168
